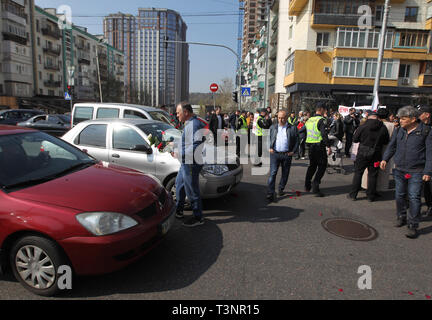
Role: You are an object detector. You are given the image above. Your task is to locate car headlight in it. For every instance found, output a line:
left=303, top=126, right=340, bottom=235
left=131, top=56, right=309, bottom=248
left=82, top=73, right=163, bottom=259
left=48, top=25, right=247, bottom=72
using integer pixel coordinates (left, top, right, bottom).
left=76, top=212, right=138, bottom=236
left=202, top=165, right=229, bottom=176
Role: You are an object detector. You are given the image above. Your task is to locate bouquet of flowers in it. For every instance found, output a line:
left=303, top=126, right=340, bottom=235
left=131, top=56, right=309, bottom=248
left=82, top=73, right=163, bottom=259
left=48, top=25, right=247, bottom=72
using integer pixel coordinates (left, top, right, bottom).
left=147, top=133, right=175, bottom=154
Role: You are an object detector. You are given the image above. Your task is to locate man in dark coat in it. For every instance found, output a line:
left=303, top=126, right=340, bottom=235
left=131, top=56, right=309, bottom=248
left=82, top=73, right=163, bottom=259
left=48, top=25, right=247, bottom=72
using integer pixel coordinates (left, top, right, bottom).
left=348, top=112, right=390, bottom=202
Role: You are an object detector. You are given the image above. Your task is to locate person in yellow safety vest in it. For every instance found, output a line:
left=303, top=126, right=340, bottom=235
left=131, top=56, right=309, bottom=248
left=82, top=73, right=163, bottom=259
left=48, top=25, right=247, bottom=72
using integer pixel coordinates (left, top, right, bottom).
left=236, top=110, right=249, bottom=158
left=304, top=102, right=332, bottom=197
left=254, top=109, right=273, bottom=167
left=288, top=112, right=298, bottom=126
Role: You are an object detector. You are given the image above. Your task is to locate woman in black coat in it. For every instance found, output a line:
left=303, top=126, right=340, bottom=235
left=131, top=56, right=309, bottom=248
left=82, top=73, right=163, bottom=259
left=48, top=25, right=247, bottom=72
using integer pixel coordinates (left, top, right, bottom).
left=330, top=112, right=344, bottom=142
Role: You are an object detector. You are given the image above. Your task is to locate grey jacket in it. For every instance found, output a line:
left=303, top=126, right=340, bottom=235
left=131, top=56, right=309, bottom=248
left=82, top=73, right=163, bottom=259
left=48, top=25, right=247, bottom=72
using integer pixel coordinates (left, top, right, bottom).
left=269, top=123, right=299, bottom=154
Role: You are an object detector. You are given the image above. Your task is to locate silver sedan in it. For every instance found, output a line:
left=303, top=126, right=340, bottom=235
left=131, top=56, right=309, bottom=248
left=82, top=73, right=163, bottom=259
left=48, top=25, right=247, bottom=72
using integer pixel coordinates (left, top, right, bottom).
left=61, top=119, right=243, bottom=199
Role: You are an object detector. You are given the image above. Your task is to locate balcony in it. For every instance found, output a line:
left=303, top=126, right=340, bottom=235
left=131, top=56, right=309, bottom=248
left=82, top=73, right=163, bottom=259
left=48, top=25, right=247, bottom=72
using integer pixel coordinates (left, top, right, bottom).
left=44, top=80, right=61, bottom=88
left=269, top=61, right=276, bottom=73
left=44, top=63, right=60, bottom=71
left=271, top=15, right=278, bottom=30
left=270, top=47, right=277, bottom=60
left=42, top=27, right=61, bottom=40
left=312, top=13, right=369, bottom=27
left=43, top=46, right=61, bottom=56
left=2, top=30, right=27, bottom=45
left=289, top=0, right=308, bottom=16
left=78, top=52, right=91, bottom=65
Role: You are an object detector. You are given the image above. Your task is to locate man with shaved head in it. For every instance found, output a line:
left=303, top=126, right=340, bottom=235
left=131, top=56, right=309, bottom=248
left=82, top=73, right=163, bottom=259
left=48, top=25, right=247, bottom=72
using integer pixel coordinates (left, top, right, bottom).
left=267, top=110, right=300, bottom=202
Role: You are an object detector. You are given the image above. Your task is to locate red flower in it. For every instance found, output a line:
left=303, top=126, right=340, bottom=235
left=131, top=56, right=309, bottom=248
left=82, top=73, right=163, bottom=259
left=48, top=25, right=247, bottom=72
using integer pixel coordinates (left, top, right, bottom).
left=408, top=291, right=414, bottom=296
left=296, top=191, right=302, bottom=197
left=426, top=295, right=431, bottom=300
left=338, top=289, right=344, bottom=293
left=157, top=143, right=163, bottom=150
left=374, top=162, right=380, bottom=168
left=405, top=174, right=412, bottom=180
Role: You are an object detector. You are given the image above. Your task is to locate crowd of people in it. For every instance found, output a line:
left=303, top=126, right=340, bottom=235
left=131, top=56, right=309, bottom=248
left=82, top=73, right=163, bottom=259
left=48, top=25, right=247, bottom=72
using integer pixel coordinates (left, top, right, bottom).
left=175, top=102, right=432, bottom=239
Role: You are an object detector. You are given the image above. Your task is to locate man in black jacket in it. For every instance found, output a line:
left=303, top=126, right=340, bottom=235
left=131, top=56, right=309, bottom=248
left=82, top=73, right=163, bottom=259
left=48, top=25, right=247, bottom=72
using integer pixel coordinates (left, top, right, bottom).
left=209, top=106, right=225, bottom=146
left=344, top=108, right=360, bottom=157
left=348, top=112, right=389, bottom=202
left=418, top=105, right=432, bottom=217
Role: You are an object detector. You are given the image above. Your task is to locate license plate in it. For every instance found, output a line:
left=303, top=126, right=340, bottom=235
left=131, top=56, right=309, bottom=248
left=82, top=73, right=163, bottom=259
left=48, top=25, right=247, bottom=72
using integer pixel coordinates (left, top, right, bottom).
left=160, top=212, right=175, bottom=235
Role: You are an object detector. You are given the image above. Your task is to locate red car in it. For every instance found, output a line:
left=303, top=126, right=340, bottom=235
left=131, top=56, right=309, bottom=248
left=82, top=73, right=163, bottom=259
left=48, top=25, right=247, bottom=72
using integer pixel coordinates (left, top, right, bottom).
left=0, top=126, right=175, bottom=296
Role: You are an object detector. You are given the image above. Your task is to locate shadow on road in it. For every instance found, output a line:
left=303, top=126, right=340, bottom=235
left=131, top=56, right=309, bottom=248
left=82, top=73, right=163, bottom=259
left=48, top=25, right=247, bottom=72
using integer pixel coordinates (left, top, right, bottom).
left=62, top=220, right=224, bottom=299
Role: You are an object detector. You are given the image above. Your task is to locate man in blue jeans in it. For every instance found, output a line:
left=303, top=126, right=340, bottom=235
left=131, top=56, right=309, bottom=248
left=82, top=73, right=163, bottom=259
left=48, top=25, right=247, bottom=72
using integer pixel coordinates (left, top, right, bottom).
left=267, top=110, right=299, bottom=202
left=381, top=106, right=432, bottom=239
left=174, top=102, right=206, bottom=228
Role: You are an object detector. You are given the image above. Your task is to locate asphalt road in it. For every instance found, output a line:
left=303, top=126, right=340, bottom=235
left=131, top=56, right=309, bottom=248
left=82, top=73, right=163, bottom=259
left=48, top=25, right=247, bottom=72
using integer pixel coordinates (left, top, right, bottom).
left=1, top=158, right=432, bottom=300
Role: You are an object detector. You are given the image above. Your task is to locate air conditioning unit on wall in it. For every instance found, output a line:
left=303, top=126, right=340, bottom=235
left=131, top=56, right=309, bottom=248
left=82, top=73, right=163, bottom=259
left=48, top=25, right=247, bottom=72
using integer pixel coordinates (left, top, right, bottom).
left=323, top=66, right=331, bottom=73
left=402, top=78, right=410, bottom=85
left=316, top=47, right=323, bottom=54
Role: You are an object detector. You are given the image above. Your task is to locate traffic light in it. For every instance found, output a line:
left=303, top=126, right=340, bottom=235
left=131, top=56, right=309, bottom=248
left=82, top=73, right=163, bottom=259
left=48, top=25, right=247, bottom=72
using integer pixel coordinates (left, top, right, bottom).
left=232, top=91, right=238, bottom=103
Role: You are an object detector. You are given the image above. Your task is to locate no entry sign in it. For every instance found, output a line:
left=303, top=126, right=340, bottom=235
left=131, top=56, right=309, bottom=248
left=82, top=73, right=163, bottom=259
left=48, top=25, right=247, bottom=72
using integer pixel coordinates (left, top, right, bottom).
left=210, top=83, right=219, bottom=93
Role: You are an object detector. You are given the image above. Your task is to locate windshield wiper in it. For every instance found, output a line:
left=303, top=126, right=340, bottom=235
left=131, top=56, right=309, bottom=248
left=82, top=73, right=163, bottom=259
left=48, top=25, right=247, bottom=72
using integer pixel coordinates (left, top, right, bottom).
left=3, top=161, right=96, bottom=191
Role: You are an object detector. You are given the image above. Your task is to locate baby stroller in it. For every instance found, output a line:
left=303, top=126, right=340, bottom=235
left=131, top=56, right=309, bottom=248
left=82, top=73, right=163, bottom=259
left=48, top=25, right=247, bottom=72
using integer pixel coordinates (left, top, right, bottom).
left=327, top=135, right=346, bottom=175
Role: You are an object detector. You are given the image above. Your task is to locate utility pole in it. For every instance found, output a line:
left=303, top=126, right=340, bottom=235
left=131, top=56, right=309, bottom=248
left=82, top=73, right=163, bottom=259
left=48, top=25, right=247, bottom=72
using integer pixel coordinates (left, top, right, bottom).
left=163, top=39, right=242, bottom=110
left=373, top=0, right=390, bottom=98
left=96, top=41, right=103, bottom=103
left=263, top=1, right=271, bottom=109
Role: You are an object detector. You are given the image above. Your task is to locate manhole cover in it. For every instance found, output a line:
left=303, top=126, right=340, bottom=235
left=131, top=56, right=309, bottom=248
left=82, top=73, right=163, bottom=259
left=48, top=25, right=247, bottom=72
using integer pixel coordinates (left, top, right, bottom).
left=322, top=218, right=378, bottom=241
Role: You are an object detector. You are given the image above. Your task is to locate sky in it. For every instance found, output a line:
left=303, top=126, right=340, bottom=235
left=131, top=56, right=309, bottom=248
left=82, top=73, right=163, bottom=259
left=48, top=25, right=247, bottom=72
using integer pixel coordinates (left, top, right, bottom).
left=35, top=0, right=240, bottom=93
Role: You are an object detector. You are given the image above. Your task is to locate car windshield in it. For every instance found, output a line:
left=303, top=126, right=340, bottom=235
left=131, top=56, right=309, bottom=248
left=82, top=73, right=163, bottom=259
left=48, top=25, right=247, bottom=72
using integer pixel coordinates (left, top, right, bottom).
left=137, top=123, right=181, bottom=143
left=0, top=131, right=96, bottom=192
left=148, top=111, right=172, bottom=125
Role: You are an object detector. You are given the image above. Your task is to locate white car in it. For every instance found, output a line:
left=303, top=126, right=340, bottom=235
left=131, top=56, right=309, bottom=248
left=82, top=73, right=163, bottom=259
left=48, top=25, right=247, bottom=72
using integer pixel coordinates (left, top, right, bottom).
left=62, top=119, right=243, bottom=199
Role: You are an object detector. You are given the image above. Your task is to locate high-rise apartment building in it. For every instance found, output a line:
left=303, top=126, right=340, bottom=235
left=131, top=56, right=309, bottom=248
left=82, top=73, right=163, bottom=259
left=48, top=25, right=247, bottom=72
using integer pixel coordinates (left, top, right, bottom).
left=103, top=13, right=136, bottom=102
left=104, top=8, right=189, bottom=107
left=242, top=0, right=272, bottom=60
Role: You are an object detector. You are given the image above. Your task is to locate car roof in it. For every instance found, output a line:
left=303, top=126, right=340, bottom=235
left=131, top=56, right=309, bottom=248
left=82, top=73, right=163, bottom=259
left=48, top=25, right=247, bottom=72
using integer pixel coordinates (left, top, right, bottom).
left=73, top=103, right=162, bottom=113
left=76, top=118, right=172, bottom=126
left=0, top=125, right=37, bottom=135
left=0, top=109, right=43, bottom=114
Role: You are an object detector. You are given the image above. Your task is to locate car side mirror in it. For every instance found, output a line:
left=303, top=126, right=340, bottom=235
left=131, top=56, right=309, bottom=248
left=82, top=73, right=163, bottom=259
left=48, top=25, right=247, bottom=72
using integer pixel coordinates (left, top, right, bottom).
left=133, top=144, right=153, bottom=154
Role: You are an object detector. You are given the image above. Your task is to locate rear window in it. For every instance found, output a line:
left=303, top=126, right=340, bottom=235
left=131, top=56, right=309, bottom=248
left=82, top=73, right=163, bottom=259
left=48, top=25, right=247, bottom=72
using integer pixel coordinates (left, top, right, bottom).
left=148, top=111, right=171, bottom=125
left=97, top=108, right=120, bottom=119
left=76, top=124, right=107, bottom=148
left=124, top=109, right=147, bottom=119
left=74, top=107, right=93, bottom=125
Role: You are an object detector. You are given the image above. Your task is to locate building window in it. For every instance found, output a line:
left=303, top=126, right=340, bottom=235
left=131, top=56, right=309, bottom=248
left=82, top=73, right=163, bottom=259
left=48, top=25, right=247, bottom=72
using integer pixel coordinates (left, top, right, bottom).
left=334, top=57, right=397, bottom=79
left=285, top=53, right=294, bottom=75
left=336, top=27, right=393, bottom=49
left=375, top=5, right=383, bottom=23
left=405, top=7, right=418, bottom=22
left=399, top=64, right=411, bottom=78
left=316, top=32, right=330, bottom=47
left=395, top=30, right=428, bottom=48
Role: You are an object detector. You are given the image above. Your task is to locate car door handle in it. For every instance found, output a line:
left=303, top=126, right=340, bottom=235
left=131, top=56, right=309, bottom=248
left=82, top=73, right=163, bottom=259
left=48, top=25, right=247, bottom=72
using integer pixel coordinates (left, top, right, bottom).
left=112, top=154, right=120, bottom=159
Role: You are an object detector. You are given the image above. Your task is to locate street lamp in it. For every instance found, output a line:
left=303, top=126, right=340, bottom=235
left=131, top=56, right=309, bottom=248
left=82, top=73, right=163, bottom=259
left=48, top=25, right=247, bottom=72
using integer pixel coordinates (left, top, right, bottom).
left=162, top=39, right=243, bottom=110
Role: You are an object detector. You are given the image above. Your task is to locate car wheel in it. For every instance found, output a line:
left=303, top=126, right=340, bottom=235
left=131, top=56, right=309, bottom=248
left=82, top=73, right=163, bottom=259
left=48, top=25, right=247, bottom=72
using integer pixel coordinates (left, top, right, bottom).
left=10, top=236, right=69, bottom=297
left=165, top=176, right=192, bottom=210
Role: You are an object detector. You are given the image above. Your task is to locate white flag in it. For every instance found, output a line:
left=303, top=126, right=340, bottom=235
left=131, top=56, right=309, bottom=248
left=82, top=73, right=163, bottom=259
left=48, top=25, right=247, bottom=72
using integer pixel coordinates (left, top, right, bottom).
left=372, top=92, right=379, bottom=112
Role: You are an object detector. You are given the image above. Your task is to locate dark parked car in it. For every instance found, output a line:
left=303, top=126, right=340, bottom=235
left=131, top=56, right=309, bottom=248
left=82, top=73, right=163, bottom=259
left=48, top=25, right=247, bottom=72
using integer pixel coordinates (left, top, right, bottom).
left=0, top=109, right=44, bottom=126
left=18, top=114, right=71, bottom=137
